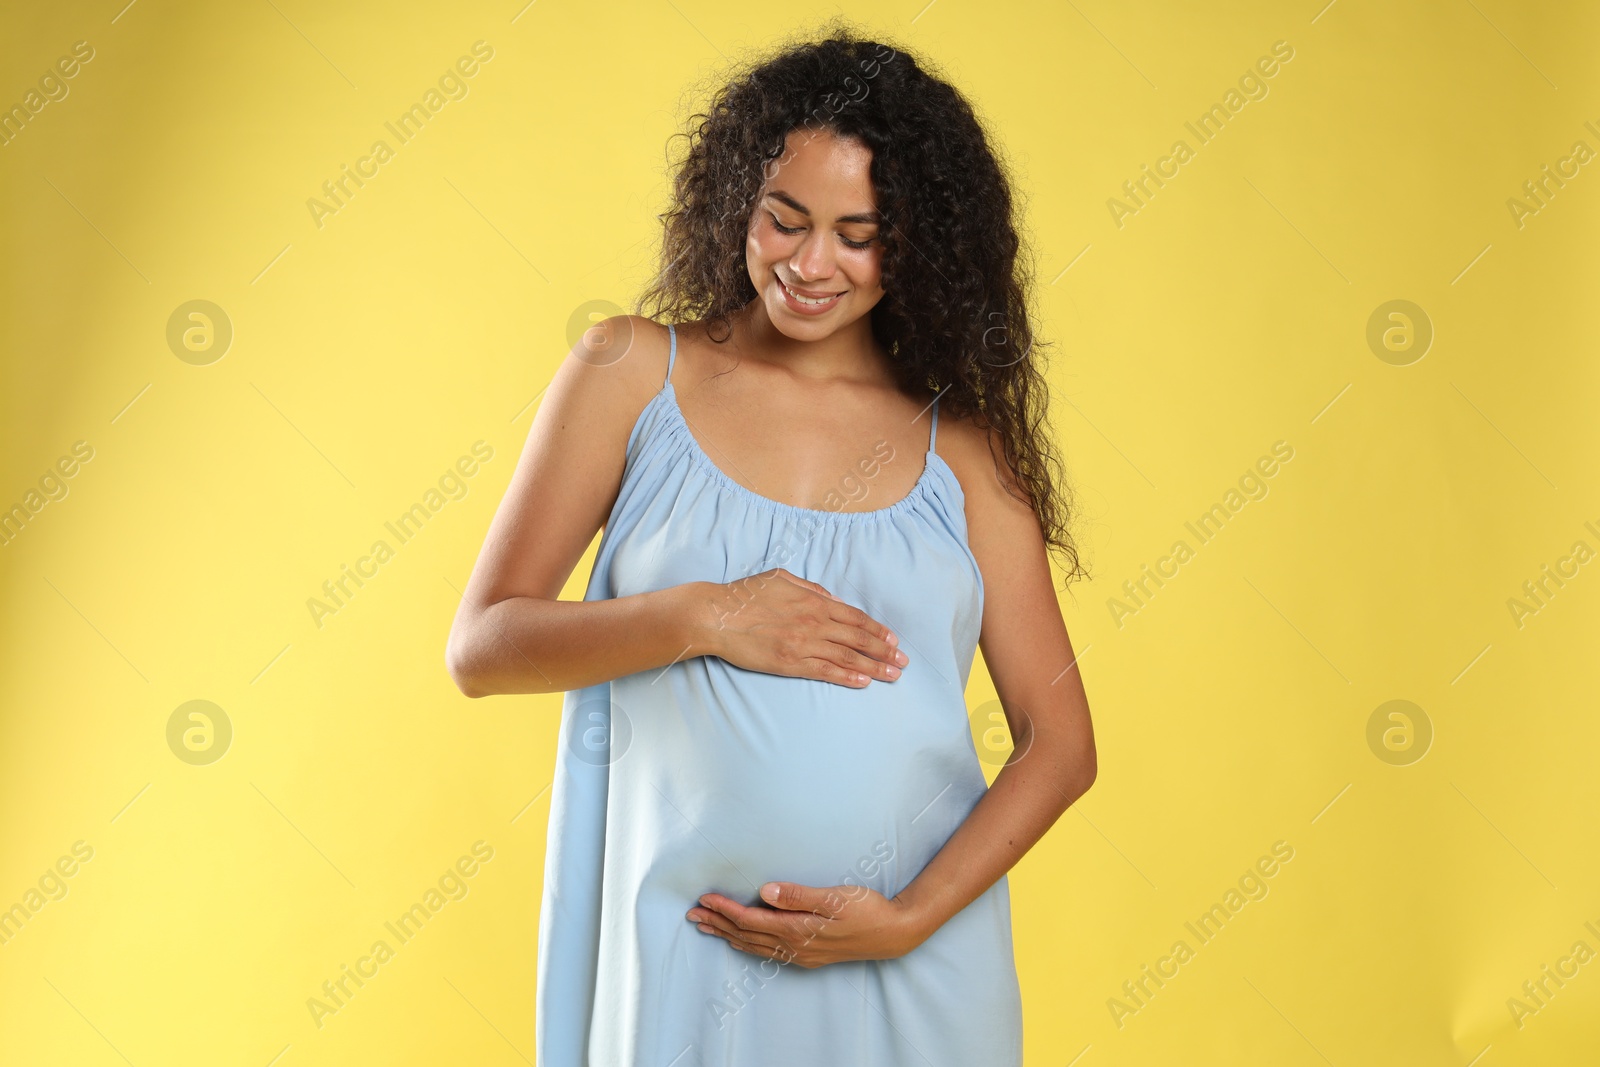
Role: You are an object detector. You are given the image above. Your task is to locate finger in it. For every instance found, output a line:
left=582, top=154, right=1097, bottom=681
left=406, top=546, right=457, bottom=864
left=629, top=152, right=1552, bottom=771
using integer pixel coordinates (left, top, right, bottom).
left=796, top=655, right=873, bottom=687
left=823, top=601, right=901, bottom=656
left=700, top=892, right=793, bottom=936
left=762, top=881, right=851, bottom=920
left=725, top=901, right=834, bottom=942
left=818, top=625, right=906, bottom=681
left=698, top=923, right=793, bottom=961
left=698, top=893, right=809, bottom=938
left=693, top=908, right=786, bottom=950
left=840, top=619, right=908, bottom=669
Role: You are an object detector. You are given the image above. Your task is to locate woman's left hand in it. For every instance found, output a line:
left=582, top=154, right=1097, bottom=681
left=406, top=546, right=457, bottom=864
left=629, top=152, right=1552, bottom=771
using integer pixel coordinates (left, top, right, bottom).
left=688, top=882, right=927, bottom=967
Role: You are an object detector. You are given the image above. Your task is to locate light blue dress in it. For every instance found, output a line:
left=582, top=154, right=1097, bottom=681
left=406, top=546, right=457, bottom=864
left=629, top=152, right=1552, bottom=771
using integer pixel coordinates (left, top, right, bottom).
left=536, top=322, right=1023, bottom=1065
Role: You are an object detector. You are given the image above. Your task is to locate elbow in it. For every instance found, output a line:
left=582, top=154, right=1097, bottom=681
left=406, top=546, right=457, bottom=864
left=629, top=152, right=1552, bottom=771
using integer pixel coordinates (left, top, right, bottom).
left=1026, top=718, right=1095, bottom=801
left=448, top=663, right=483, bottom=700
left=445, top=635, right=484, bottom=699
left=1072, top=745, right=1097, bottom=799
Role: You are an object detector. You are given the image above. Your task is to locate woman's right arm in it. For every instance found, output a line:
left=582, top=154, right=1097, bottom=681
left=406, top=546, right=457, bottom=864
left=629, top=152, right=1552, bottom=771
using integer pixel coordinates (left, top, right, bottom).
left=445, top=316, right=705, bottom=697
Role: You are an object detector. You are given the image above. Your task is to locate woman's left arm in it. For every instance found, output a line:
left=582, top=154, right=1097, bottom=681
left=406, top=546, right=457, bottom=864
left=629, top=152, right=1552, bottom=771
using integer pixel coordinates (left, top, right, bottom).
left=690, top=427, right=1096, bottom=965
left=886, top=426, right=1097, bottom=946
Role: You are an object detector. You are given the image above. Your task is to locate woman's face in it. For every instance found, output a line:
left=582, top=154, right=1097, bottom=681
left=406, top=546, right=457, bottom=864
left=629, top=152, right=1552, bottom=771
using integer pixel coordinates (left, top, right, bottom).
left=745, top=127, right=886, bottom=339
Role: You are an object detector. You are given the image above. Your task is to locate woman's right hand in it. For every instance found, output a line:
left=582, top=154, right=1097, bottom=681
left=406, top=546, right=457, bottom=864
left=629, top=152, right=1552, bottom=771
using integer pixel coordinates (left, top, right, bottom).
left=691, top=568, right=910, bottom=687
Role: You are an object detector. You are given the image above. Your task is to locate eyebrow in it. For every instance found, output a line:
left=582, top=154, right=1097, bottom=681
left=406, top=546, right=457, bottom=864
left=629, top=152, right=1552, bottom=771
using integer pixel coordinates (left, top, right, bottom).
left=765, top=190, right=881, bottom=226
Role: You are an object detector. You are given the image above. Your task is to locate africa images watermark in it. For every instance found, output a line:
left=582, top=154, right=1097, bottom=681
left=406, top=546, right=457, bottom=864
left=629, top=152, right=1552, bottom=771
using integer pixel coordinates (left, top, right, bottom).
left=1505, top=915, right=1600, bottom=1030
left=0, top=840, right=95, bottom=948
left=704, top=437, right=899, bottom=631
left=306, top=40, right=495, bottom=230
left=1504, top=517, right=1600, bottom=630
left=1108, top=839, right=1296, bottom=1028
left=0, top=39, right=95, bottom=148
left=704, top=838, right=897, bottom=1030
left=1504, top=118, right=1600, bottom=231
left=306, top=440, right=495, bottom=629
left=1107, top=440, right=1295, bottom=629
left=713, top=41, right=899, bottom=234
left=306, top=840, right=495, bottom=1029
left=0, top=439, right=95, bottom=548
left=760, top=43, right=896, bottom=178
left=1107, top=39, right=1296, bottom=229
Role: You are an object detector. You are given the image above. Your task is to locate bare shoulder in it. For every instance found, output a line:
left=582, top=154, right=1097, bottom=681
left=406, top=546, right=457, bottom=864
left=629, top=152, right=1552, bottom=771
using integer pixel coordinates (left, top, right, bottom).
left=539, top=314, right=676, bottom=454
left=933, top=404, right=1038, bottom=530
left=559, top=313, right=672, bottom=408
left=934, top=403, right=1066, bottom=671
left=459, top=315, right=675, bottom=610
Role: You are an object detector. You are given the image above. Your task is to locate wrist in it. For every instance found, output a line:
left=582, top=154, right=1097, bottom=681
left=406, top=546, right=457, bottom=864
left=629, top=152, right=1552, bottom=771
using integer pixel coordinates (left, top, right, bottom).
left=890, top=884, right=944, bottom=952
left=673, top=581, right=727, bottom=660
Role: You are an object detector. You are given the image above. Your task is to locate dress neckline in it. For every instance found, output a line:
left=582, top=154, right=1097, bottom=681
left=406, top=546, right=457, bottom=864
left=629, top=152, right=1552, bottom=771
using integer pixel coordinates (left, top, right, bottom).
left=655, top=382, right=954, bottom=524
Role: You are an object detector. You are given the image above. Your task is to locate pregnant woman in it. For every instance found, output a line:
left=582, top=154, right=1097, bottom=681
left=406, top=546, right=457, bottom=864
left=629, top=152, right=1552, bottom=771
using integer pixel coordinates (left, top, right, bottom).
left=446, top=27, right=1096, bottom=1066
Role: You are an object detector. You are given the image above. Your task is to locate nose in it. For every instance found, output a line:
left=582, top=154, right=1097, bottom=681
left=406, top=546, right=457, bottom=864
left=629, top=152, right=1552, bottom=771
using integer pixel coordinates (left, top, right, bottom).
left=788, top=227, right=836, bottom=283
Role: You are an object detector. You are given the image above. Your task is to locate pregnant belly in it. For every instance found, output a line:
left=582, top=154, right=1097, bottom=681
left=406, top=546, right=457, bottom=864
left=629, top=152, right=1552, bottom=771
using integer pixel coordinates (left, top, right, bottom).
left=606, top=660, right=987, bottom=906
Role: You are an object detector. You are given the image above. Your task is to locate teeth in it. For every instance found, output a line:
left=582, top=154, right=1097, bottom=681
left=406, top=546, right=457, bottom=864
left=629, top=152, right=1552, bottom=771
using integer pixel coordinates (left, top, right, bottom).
left=782, top=280, right=839, bottom=306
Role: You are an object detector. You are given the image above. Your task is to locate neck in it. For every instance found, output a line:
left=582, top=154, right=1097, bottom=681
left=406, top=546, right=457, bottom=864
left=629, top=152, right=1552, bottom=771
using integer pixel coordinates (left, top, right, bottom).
left=736, top=299, right=891, bottom=386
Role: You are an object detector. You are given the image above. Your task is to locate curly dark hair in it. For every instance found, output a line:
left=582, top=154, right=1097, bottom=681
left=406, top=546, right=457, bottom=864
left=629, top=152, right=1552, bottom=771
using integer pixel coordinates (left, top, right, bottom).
left=634, top=19, right=1087, bottom=588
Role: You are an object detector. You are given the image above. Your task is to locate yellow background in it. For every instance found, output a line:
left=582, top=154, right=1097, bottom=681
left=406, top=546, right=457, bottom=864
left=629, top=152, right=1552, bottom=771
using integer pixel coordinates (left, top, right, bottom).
left=2, top=0, right=1596, bottom=1063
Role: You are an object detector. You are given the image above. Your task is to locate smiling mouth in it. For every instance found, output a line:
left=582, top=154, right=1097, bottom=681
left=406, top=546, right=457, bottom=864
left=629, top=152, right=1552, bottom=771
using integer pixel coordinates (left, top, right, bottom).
left=779, top=278, right=843, bottom=307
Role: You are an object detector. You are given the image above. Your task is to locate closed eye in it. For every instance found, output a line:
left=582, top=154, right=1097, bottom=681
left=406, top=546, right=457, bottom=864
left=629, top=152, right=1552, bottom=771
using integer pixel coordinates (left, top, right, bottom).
left=768, top=213, right=876, bottom=250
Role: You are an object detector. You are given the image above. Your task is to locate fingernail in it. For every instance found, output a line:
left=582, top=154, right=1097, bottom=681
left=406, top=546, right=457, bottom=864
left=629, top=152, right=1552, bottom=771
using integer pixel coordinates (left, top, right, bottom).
left=886, top=632, right=898, bottom=647
left=894, top=651, right=908, bottom=666
left=761, top=883, right=780, bottom=902
left=686, top=910, right=699, bottom=921
left=885, top=665, right=900, bottom=679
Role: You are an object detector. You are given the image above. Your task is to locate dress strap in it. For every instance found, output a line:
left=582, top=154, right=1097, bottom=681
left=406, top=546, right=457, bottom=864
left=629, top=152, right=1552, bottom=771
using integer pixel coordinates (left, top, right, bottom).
left=664, top=323, right=677, bottom=389
left=928, top=393, right=939, bottom=452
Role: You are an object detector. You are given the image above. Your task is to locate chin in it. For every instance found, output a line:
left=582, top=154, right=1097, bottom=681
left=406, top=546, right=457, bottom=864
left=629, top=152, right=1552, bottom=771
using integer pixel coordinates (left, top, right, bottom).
left=770, top=302, right=856, bottom=338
